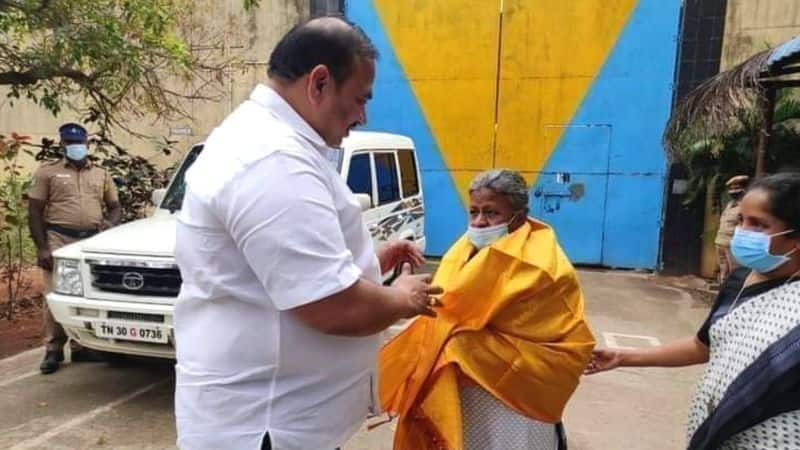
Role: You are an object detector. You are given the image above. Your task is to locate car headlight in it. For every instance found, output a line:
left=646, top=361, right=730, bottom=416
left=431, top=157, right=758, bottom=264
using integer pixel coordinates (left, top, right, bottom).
left=53, top=259, right=83, bottom=296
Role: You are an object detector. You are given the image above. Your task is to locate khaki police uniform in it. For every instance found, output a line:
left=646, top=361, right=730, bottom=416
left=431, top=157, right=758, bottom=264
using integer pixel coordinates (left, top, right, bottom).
left=28, top=160, right=119, bottom=352
left=714, top=200, right=740, bottom=282
left=714, top=176, right=749, bottom=283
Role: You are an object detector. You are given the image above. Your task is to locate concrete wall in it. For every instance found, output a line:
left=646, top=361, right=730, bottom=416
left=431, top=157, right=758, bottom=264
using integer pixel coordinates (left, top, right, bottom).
left=721, top=0, right=800, bottom=70
left=0, top=0, right=307, bottom=171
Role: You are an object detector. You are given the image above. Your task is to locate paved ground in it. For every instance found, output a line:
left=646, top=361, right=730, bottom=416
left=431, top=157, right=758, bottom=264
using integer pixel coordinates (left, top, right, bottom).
left=0, top=269, right=710, bottom=450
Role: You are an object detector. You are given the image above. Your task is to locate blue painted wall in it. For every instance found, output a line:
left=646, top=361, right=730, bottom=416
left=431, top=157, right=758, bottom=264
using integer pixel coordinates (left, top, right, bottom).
left=347, top=0, right=681, bottom=269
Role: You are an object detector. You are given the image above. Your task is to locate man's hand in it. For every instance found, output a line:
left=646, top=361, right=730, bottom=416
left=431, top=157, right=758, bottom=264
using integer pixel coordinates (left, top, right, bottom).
left=37, top=248, right=53, bottom=271
left=95, top=219, right=114, bottom=231
left=377, top=240, right=425, bottom=274
left=390, top=263, right=443, bottom=318
left=290, top=263, right=444, bottom=337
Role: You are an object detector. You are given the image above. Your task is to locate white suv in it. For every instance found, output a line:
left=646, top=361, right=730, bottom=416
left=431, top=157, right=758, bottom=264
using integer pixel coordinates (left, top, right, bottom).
left=47, top=131, right=425, bottom=359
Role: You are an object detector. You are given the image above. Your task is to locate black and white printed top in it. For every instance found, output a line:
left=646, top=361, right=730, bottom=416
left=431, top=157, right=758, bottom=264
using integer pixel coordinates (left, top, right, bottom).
left=687, top=268, right=800, bottom=449
left=696, top=268, right=790, bottom=347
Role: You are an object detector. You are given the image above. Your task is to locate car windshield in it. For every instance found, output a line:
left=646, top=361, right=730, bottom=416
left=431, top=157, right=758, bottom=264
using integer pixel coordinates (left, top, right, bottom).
left=158, top=144, right=345, bottom=212
left=160, top=145, right=203, bottom=212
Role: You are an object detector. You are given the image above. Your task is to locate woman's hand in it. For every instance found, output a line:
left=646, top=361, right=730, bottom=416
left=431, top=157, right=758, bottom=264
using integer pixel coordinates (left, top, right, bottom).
left=584, top=348, right=623, bottom=375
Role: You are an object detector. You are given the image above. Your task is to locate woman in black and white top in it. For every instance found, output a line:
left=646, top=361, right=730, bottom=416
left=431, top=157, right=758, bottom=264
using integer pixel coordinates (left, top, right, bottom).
left=585, top=172, right=800, bottom=450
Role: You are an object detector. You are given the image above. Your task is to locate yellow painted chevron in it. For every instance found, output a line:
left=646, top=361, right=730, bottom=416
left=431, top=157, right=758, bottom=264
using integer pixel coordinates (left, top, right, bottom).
left=374, top=0, right=638, bottom=204
left=495, top=0, right=638, bottom=180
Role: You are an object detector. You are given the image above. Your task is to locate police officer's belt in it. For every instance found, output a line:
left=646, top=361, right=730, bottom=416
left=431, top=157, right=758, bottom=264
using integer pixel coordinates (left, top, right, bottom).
left=47, top=224, right=98, bottom=239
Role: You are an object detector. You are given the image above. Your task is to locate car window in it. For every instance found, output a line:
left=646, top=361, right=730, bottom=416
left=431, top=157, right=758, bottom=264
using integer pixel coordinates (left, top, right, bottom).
left=346, top=153, right=373, bottom=197
left=397, top=149, right=419, bottom=197
left=160, top=145, right=203, bottom=212
left=374, top=152, right=400, bottom=205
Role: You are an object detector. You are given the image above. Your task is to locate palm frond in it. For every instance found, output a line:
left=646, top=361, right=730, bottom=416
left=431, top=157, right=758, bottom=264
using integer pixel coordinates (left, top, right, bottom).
left=664, top=49, right=772, bottom=158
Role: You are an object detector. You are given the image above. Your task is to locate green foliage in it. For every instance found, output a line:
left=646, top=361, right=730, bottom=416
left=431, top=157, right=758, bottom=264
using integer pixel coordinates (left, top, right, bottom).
left=674, top=89, right=800, bottom=208
left=0, top=130, right=172, bottom=317
left=0, top=0, right=223, bottom=130
left=0, top=0, right=252, bottom=313
left=0, top=133, right=35, bottom=263
left=0, top=0, right=226, bottom=222
left=0, top=133, right=35, bottom=318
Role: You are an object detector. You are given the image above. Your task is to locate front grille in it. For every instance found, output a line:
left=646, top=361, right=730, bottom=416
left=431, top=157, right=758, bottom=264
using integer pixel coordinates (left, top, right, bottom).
left=90, top=264, right=181, bottom=297
left=107, top=311, right=165, bottom=323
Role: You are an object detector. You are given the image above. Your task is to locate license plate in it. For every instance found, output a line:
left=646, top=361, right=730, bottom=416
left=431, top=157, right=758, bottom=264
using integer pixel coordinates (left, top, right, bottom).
left=94, top=322, right=168, bottom=344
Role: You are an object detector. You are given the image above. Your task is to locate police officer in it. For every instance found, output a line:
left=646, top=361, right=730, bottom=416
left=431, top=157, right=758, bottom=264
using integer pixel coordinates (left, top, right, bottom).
left=714, top=175, right=750, bottom=283
left=28, top=123, right=122, bottom=374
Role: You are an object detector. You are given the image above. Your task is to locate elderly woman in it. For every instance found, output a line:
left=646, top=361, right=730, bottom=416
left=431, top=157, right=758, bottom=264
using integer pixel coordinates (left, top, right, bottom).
left=378, top=169, right=595, bottom=450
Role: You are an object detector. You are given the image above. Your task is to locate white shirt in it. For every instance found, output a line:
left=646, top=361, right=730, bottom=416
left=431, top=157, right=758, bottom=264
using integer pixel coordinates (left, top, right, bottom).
left=174, top=84, right=382, bottom=450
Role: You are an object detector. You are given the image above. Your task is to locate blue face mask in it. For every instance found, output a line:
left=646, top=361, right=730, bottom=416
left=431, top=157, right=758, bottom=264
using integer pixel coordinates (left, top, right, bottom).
left=730, top=227, right=797, bottom=273
left=65, top=144, right=88, bottom=161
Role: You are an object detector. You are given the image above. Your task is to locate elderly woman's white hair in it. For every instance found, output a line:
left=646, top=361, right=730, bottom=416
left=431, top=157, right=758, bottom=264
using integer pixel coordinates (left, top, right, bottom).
left=468, top=169, right=529, bottom=213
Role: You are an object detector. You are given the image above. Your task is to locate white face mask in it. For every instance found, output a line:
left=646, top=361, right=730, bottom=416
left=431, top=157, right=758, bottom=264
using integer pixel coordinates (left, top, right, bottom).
left=467, top=213, right=521, bottom=249
left=468, top=222, right=508, bottom=249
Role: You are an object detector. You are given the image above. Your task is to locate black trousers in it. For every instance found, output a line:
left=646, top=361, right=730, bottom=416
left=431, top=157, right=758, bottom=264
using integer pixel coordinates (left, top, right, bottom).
left=557, top=422, right=568, bottom=450
left=260, top=432, right=339, bottom=450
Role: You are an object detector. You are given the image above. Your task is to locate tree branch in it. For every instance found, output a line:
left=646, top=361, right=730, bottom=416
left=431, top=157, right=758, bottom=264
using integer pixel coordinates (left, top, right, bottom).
left=0, top=0, right=52, bottom=13
left=0, top=1, right=22, bottom=12
left=0, top=67, right=93, bottom=86
left=35, top=0, right=51, bottom=12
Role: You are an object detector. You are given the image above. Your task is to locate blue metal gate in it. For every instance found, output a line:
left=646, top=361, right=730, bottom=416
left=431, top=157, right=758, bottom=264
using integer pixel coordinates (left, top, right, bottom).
left=532, top=125, right=611, bottom=265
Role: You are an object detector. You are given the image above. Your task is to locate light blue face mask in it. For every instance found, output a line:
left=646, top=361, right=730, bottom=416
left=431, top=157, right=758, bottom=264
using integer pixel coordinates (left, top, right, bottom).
left=467, top=213, right=522, bottom=249
left=468, top=222, right=508, bottom=249
left=324, top=147, right=343, bottom=170
left=65, top=144, right=88, bottom=161
left=730, top=227, right=798, bottom=273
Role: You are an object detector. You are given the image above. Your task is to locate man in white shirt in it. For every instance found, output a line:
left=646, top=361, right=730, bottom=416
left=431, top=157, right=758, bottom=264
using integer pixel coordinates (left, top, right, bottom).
left=173, top=16, right=442, bottom=450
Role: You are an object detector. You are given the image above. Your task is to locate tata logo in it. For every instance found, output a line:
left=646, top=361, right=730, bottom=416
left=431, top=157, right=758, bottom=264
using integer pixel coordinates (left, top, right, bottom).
left=121, top=272, right=145, bottom=291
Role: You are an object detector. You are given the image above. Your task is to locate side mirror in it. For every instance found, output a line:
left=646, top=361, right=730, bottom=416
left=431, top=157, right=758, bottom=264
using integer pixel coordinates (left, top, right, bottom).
left=354, top=193, right=372, bottom=212
left=151, top=188, right=167, bottom=206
